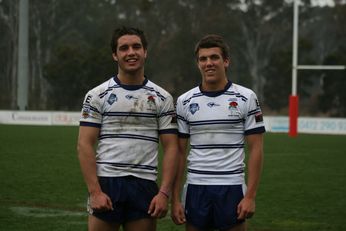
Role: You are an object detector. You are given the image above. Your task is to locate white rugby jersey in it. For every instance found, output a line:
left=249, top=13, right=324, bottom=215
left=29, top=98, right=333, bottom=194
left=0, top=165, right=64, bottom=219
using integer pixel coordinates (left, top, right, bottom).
left=80, top=76, right=177, bottom=181
left=176, top=81, right=265, bottom=185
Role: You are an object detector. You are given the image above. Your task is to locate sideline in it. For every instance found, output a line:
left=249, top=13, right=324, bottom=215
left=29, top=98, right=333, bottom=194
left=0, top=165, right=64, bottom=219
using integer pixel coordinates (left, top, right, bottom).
left=1, top=110, right=346, bottom=135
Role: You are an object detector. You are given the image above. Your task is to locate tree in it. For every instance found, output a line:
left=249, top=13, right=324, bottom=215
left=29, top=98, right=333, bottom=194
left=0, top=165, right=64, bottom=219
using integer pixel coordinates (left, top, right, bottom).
left=0, top=0, right=18, bottom=109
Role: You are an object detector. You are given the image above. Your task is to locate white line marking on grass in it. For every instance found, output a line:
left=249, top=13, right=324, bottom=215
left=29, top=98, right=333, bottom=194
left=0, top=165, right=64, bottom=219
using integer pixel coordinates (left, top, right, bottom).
left=10, top=206, right=87, bottom=218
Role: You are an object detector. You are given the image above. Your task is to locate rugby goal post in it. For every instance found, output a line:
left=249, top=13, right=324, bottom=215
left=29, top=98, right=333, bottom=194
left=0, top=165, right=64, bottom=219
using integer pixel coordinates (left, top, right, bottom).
left=289, top=0, right=346, bottom=137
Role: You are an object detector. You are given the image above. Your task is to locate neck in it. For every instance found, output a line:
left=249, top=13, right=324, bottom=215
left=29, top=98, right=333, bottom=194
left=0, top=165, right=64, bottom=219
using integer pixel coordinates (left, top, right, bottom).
left=118, top=69, right=145, bottom=85
left=201, top=78, right=228, bottom=92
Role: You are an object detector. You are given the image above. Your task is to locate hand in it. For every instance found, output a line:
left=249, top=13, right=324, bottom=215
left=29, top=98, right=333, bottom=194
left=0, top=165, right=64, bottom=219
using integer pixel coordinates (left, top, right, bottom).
left=89, top=191, right=113, bottom=212
left=148, top=192, right=168, bottom=218
left=171, top=200, right=186, bottom=225
left=237, top=197, right=255, bottom=220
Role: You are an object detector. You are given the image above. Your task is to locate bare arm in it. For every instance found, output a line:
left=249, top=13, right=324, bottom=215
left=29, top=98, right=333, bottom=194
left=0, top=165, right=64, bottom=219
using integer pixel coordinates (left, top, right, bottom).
left=237, top=133, right=264, bottom=220
left=77, top=126, right=112, bottom=211
left=148, top=133, right=179, bottom=218
left=171, top=137, right=188, bottom=224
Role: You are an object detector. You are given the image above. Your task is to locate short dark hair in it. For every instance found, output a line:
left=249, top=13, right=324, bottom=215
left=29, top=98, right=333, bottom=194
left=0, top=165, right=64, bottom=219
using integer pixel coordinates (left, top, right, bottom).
left=194, top=34, right=230, bottom=61
left=110, top=26, right=148, bottom=53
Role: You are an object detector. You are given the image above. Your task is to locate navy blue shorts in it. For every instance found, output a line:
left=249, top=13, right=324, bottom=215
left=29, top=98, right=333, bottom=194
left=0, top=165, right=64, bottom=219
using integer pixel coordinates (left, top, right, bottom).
left=184, top=184, right=245, bottom=230
left=88, top=176, right=158, bottom=224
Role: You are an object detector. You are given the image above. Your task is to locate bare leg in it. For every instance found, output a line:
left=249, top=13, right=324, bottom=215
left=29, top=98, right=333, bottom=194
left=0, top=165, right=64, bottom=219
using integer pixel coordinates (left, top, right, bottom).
left=186, top=222, right=213, bottom=231
left=223, top=222, right=247, bottom=231
left=123, top=218, right=156, bottom=231
left=88, top=215, right=121, bottom=231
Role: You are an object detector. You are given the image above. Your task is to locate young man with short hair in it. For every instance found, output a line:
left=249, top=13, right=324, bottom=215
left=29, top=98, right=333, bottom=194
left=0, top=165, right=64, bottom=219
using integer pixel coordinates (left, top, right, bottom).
left=171, top=34, right=265, bottom=231
left=77, top=26, right=178, bottom=231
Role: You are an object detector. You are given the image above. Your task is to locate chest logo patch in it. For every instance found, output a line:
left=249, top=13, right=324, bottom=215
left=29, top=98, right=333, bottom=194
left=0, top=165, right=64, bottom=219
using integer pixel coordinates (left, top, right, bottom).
left=189, top=103, right=200, bottom=114
left=107, top=93, right=117, bottom=105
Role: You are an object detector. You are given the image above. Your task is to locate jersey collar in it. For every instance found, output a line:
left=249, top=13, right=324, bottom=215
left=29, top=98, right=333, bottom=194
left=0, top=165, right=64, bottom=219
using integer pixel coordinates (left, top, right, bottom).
left=113, top=75, right=148, bottom=90
left=199, top=80, right=232, bottom=97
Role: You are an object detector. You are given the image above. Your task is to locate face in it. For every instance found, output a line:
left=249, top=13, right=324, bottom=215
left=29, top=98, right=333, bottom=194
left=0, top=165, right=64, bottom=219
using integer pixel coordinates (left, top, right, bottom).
left=112, top=35, right=147, bottom=74
left=197, top=47, right=229, bottom=85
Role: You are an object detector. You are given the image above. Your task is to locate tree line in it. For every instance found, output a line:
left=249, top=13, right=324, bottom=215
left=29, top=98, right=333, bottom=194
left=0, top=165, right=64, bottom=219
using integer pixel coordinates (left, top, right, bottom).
left=1, top=0, right=345, bottom=116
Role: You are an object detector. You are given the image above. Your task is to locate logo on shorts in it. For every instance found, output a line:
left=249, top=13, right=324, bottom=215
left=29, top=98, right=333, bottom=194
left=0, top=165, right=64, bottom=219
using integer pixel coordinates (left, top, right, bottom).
left=189, top=103, right=199, bottom=114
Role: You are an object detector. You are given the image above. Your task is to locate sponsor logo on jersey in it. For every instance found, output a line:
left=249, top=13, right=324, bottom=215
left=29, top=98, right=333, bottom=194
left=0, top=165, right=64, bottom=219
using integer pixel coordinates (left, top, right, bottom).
left=107, top=93, right=117, bottom=105
left=189, top=103, right=199, bottom=114
left=125, top=95, right=139, bottom=100
left=255, top=112, right=263, bottom=122
left=82, top=107, right=90, bottom=118
left=207, top=102, right=220, bottom=108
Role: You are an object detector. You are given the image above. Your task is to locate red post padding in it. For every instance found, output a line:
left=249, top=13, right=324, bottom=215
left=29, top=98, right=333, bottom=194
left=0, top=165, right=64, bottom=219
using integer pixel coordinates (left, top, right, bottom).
left=289, top=95, right=299, bottom=137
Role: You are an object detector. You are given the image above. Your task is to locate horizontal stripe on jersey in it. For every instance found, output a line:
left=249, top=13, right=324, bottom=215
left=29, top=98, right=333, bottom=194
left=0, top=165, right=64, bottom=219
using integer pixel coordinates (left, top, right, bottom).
left=97, top=162, right=157, bottom=171
left=190, top=144, right=244, bottom=149
left=176, top=81, right=265, bottom=185
left=99, top=134, right=159, bottom=143
left=79, top=76, right=177, bottom=181
left=187, top=168, right=244, bottom=175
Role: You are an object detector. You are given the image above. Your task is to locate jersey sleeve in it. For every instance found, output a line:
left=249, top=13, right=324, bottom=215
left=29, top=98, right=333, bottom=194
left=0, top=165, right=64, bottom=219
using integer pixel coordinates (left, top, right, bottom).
left=244, top=92, right=266, bottom=135
left=79, top=90, right=103, bottom=127
left=176, top=96, right=190, bottom=138
left=157, top=94, right=178, bottom=134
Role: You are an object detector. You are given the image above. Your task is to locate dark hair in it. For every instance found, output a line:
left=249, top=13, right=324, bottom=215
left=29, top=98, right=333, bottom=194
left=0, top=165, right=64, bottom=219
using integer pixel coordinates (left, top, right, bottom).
left=194, top=34, right=230, bottom=61
left=110, top=26, right=148, bottom=53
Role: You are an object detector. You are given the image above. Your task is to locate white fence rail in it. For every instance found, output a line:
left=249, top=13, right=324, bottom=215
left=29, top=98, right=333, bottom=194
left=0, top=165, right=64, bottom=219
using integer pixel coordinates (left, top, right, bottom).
left=1, top=110, right=346, bottom=135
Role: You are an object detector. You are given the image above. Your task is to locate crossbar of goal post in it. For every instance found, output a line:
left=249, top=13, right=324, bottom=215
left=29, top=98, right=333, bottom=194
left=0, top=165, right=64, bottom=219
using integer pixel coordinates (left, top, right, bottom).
left=289, top=0, right=346, bottom=137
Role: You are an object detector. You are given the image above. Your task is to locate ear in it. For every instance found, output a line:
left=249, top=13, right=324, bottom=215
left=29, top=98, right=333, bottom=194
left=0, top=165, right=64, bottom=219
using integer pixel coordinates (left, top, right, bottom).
left=144, top=49, right=147, bottom=59
left=112, top=53, right=118, bottom=62
left=224, top=58, right=230, bottom=68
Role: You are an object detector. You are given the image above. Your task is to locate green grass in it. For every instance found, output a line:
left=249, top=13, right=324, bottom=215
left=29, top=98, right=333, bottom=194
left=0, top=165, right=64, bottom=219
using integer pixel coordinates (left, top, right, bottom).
left=0, top=125, right=345, bottom=230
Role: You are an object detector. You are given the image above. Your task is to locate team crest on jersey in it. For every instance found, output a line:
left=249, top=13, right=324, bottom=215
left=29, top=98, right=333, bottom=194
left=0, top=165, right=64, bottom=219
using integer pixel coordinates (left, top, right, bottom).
left=189, top=103, right=199, bottom=114
left=207, top=102, right=220, bottom=108
left=107, top=93, right=117, bottom=105
left=146, top=94, right=156, bottom=111
left=147, top=95, right=156, bottom=104
left=228, top=101, right=239, bottom=117
left=229, top=101, right=238, bottom=108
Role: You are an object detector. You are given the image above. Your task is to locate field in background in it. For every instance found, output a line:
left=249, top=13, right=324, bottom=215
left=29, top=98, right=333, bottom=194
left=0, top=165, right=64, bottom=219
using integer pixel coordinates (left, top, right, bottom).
left=0, top=125, right=345, bottom=231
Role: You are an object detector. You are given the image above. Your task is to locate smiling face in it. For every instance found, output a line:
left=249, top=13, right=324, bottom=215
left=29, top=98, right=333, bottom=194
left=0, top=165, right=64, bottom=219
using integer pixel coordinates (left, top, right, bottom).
left=112, top=35, right=147, bottom=75
left=197, top=47, right=229, bottom=90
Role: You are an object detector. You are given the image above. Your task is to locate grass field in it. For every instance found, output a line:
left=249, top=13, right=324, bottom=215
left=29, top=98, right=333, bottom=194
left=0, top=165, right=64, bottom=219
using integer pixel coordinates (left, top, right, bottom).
left=0, top=124, right=345, bottom=230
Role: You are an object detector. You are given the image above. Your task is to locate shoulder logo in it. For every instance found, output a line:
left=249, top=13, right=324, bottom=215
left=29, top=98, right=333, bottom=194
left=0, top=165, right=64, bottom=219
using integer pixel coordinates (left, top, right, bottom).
left=189, top=103, right=200, bottom=114
left=82, top=107, right=90, bottom=118
left=107, top=93, right=117, bottom=105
